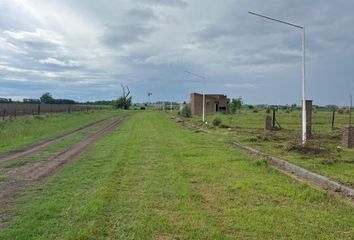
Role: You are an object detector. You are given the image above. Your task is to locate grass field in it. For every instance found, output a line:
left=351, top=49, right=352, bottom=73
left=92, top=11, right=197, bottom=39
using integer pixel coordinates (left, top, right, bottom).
left=187, top=109, right=354, bottom=187
left=1, top=111, right=353, bottom=239
left=0, top=109, right=122, bottom=155
left=0, top=118, right=109, bottom=169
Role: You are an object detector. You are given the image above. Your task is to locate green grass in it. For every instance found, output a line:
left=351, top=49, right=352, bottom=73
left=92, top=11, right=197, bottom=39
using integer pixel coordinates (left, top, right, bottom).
left=0, top=109, right=123, bottom=155
left=0, top=175, right=7, bottom=182
left=0, top=118, right=109, bottom=169
left=186, top=109, right=354, bottom=186
left=0, top=112, right=353, bottom=239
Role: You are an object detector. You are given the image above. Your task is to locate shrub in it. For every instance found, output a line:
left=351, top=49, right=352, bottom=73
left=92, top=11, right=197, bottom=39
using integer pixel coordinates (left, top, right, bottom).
left=230, top=97, right=243, bottom=113
left=265, top=107, right=271, bottom=114
left=180, top=105, right=191, bottom=118
left=253, top=109, right=258, bottom=113
left=212, top=116, right=222, bottom=126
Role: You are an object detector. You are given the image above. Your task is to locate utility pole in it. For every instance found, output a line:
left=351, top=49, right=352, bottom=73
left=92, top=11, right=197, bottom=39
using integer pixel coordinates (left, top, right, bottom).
left=249, top=11, right=307, bottom=144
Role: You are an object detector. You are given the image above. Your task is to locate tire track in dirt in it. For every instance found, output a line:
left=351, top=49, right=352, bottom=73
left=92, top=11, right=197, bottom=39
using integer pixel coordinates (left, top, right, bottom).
left=0, top=114, right=129, bottom=221
left=0, top=116, right=114, bottom=163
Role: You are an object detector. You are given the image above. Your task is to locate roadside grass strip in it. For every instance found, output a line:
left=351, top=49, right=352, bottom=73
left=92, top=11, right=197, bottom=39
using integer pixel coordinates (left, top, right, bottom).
left=0, top=110, right=123, bottom=155
left=0, top=118, right=112, bottom=169
left=186, top=111, right=354, bottom=187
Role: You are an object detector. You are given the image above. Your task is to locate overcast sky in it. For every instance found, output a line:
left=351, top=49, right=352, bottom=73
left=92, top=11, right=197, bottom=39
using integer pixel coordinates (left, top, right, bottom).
left=0, top=0, right=353, bottom=105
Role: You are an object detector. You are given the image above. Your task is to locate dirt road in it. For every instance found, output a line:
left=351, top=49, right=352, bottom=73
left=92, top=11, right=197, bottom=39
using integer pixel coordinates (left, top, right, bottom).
left=0, top=114, right=129, bottom=221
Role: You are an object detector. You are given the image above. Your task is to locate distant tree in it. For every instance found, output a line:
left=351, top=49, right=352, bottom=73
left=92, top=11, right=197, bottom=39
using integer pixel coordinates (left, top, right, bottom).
left=113, top=84, right=132, bottom=109
left=23, top=98, right=40, bottom=103
left=230, top=97, right=243, bottom=113
left=40, top=92, right=53, bottom=104
left=0, top=98, right=13, bottom=103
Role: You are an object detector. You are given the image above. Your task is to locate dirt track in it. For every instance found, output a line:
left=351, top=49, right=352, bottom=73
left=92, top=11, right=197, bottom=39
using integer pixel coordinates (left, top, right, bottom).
left=0, top=117, right=112, bottom=163
left=0, top=115, right=128, bottom=221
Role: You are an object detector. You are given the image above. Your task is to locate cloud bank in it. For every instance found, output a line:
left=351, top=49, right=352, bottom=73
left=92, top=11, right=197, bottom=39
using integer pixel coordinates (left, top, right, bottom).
left=0, top=0, right=353, bottom=105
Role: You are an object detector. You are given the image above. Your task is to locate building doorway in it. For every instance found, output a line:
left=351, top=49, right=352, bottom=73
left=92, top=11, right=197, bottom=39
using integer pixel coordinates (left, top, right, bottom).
left=214, top=102, right=219, bottom=112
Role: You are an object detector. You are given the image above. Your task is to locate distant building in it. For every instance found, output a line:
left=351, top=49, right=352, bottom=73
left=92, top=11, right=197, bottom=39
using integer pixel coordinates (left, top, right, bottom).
left=190, top=92, right=230, bottom=115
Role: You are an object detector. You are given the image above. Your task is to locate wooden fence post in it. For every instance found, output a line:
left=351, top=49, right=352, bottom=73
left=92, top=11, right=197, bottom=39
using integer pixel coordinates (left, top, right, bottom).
left=332, top=110, right=335, bottom=129
left=37, top=105, right=40, bottom=115
left=272, top=109, right=276, bottom=128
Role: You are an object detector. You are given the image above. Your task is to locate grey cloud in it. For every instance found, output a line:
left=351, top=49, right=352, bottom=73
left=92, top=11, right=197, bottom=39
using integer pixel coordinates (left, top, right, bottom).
left=0, top=0, right=353, bottom=104
left=101, top=24, right=157, bottom=47
left=4, top=29, right=64, bottom=46
left=137, top=0, right=188, bottom=8
left=38, top=58, right=80, bottom=68
left=126, top=7, right=158, bottom=22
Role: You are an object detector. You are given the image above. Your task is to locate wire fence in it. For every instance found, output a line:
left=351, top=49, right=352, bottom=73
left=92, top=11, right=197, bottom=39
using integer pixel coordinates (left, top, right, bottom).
left=0, top=103, right=103, bottom=120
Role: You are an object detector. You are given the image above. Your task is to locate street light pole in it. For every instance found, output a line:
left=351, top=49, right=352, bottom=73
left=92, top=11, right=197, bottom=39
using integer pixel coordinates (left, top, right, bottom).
left=249, top=11, right=307, bottom=144
left=184, top=71, right=206, bottom=123
left=301, top=27, right=306, bottom=144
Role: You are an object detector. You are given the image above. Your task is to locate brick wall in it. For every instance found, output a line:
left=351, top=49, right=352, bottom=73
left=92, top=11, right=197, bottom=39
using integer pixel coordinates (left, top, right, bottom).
left=342, top=126, right=354, bottom=148
left=190, top=93, right=229, bottom=115
left=264, top=116, right=272, bottom=130
left=190, top=93, right=203, bottom=115
left=305, top=100, right=312, bottom=139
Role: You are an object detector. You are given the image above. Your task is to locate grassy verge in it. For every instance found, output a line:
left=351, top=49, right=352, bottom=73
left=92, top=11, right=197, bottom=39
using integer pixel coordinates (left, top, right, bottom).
left=0, top=112, right=353, bottom=239
left=185, top=110, right=354, bottom=186
left=0, top=118, right=111, bottom=169
left=0, top=109, right=123, bottom=155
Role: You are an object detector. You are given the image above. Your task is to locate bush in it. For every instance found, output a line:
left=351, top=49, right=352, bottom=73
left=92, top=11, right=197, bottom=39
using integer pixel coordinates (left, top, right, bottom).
left=265, top=107, right=271, bottom=114
left=230, top=97, right=243, bottom=113
left=253, top=109, right=258, bottom=113
left=113, top=96, right=132, bottom=110
left=180, top=105, right=191, bottom=118
left=140, top=107, right=146, bottom=110
left=212, top=116, right=222, bottom=126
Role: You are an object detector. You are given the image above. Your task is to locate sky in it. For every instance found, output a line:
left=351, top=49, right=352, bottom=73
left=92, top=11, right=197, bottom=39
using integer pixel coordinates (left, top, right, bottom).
left=0, top=0, right=353, bottom=105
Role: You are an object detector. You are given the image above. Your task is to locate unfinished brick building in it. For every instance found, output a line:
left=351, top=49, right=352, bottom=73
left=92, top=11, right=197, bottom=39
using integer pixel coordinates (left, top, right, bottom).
left=190, top=93, right=230, bottom=115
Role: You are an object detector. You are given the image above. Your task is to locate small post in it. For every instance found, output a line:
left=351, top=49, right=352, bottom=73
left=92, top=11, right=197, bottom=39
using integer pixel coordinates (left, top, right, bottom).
left=37, top=104, right=40, bottom=115
left=272, top=108, right=276, bottom=128
left=305, top=100, right=313, bottom=139
left=14, top=109, right=16, bottom=119
left=350, top=94, right=352, bottom=126
left=265, top=115, right=272, bottom=130
left=332, top=109, right=336, bottom=129
left=3, top=109, right=6, bottom=120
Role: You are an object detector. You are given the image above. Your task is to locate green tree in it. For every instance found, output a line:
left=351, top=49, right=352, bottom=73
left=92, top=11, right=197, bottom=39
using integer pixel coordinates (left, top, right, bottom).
left=230, top=97, right=243, bottom=113
left=40, top=92, right=53, bottom=104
